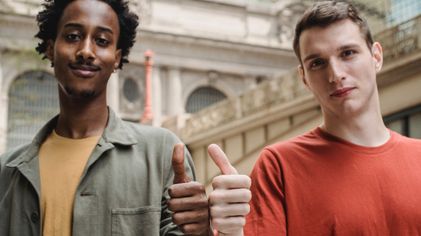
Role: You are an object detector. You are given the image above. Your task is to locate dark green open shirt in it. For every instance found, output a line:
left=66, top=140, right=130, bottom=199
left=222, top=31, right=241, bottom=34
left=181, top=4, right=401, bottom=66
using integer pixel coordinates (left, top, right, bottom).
left=0, top=109, right=195, bottom=236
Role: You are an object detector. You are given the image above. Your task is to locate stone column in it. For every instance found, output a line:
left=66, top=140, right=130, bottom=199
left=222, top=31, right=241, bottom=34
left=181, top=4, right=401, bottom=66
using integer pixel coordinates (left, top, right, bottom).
left=152, top=66, right=162, bottom=126
left=167, top=67, right=183, bottom=116
left=141, top=50, right=154, bottom=124
left=0, top=57, right=8, bottom=154
left=107, top=72, right=120, bottom=114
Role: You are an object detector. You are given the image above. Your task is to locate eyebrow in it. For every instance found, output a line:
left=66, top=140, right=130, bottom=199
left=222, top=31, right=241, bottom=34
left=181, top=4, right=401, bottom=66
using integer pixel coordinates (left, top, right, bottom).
left=337, top=44, right=361, bottom=51
left=63, top=22, right=114, bottom=34
left=303, top=53, right=320, bottom=64
left=302, top=43, right=362, bottom=63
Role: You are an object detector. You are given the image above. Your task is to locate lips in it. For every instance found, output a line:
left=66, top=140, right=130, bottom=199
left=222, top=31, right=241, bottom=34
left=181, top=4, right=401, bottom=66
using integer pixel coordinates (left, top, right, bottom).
left=69, top=63, right=100, bottom=78
left=330, top=87, right=356, bottom=97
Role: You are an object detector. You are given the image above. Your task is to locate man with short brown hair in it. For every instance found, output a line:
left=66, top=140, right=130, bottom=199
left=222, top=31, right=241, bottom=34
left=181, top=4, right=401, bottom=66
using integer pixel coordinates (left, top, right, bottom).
left=245, top=1, right=421, bottom=235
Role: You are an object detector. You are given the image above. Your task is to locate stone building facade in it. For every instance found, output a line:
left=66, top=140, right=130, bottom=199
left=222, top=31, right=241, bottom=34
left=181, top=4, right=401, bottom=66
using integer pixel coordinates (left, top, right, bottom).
left=0, top=0, right=304, bottom=153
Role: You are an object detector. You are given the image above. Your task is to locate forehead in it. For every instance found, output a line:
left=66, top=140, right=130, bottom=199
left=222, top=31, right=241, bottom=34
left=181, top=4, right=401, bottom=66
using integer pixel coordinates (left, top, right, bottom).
left=299, top=19, right=367, bottom=57
left=58, top=0, right=119, bottom=33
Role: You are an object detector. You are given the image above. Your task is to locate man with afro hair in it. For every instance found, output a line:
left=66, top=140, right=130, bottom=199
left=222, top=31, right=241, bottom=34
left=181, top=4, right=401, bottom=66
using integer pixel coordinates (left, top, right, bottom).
left=0, top=0, right=252, bottom=235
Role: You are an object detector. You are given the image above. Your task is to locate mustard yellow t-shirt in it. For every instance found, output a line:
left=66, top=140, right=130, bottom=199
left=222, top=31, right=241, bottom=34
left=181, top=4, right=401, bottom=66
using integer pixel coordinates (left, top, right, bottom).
left=39, top=130, right=100, bottom=236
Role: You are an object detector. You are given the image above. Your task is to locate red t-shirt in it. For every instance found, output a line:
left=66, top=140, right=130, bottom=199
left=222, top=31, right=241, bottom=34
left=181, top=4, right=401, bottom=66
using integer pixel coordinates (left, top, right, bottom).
left=245, top=128, right=421, bottom=235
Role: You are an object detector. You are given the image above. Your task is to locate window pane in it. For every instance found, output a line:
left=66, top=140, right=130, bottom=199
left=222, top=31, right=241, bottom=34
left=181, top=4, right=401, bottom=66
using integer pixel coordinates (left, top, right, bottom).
left=387, top=119, right=404, bottom=134
left=409, top=112, right=421, bottom=138
left=7, top=71, right=59, bottom=150
left=186, top=87, right=227, bottom=113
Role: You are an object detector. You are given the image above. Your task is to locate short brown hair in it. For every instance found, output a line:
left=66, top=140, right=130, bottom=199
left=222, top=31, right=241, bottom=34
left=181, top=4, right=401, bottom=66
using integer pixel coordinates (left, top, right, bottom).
left=293, top=1, right=374, bottom=63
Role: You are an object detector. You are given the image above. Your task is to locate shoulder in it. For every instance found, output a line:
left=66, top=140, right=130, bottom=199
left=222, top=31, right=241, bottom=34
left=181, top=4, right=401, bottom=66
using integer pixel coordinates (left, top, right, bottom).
left=124, top=121, right=178, bottom=140
left=0, top=143, right=31, bottom=167
left=392, top=131, right=421, bottom=147
left=265, top=129, right=321, bottom=157
left=253, top=128, right=327, bottom=172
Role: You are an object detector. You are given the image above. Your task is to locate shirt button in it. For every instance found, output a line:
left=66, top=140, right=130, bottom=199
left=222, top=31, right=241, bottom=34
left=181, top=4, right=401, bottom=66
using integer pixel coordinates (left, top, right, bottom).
left=31, top=212, right=39, bottom=223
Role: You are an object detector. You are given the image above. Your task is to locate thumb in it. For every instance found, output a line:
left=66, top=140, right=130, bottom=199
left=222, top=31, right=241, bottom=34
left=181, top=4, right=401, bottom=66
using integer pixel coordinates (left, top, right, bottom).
left=208, top=144, right=238, bottom=175
left=172, top=143, right=191, bottom=184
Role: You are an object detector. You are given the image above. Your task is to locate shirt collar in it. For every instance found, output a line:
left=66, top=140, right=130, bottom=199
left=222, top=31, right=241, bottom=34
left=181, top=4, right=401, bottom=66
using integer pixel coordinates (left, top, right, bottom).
left=102, top=108, right=138, bottom=146
left=6, top=108, right=137, bottom=167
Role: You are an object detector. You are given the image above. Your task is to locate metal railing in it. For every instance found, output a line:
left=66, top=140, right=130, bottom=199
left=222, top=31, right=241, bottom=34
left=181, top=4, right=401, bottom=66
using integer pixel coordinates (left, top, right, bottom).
left=176, top=69, right=308, bottom=139
left=376, top=14, right=421, bottom=62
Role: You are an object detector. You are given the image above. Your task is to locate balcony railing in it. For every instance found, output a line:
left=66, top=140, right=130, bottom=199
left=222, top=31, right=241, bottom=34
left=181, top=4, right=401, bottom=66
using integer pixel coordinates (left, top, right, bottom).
left=167, top=14, right=421, bottom=139
left=376, top=14, right=421, bottom=62
left=175, top=69, right=308, bottom=139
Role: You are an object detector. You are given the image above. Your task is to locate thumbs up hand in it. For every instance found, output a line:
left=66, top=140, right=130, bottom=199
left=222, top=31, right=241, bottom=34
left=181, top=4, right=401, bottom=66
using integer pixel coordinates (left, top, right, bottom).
left=208, top=144, right=252, bottom=236
left=168, top=144, right=210, bottom=235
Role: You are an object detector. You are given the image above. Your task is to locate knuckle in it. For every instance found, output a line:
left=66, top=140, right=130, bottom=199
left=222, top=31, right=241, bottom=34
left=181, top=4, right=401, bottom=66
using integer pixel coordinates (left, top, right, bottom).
left=243, top=175, right=252, bottom=188
left=191, top=181, right=206, bottom=192
left=244, top=189, right=252, bottom=202
left=182, top=224, right=205, bottom=235
left=179, top=224, right=190, bottom=233
left=244, top=204, right=251, bottom=215
left=208, top=195, right=215, bottom=204
left=168, top=186, right=175, bottom=196
left=212, top=175, right=225, bottom=188
left=198, top=208, right=210, bottom=219
left=212, top=217, right=223, bottom=229
left=239, top=217, right=246, bottom=226
left=196, top=183, right=206, bottom=193
left=172, top=213, right=183, bottom=225
left=210, top=205, right=221, bottom=216
left=197, top=197, right=209, bottom=207
left=167, top=200, right=175, bottom=211
left=208, top=191, right=219, bottom=203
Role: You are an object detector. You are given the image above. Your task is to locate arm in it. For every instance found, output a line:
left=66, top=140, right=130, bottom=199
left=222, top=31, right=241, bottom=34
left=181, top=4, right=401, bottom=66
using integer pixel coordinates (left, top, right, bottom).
left=244, top=149, right=286, bottom=236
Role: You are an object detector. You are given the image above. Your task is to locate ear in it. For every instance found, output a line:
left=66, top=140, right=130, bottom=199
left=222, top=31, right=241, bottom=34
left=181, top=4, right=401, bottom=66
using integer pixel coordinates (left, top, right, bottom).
left=371, top=42, right=383, bottom=73
left=46, top=40, right=54, bottom=62
left=114, top=49, right=122, bottom=70
left=298, top=64, right=308, bottom=87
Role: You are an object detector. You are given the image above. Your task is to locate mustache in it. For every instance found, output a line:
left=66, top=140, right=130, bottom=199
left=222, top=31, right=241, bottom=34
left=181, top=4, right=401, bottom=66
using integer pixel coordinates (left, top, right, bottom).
left=68, top=60, right=100, bottom=71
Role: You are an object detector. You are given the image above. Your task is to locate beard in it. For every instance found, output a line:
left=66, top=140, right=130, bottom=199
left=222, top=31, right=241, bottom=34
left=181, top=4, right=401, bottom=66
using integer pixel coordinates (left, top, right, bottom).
left=63, top=85, right=96, bottom=99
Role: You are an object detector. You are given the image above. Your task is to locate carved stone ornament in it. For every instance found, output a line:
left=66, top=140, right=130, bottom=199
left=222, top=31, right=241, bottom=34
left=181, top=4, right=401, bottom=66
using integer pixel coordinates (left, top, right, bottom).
left=276, top=2, right=307, bottom=44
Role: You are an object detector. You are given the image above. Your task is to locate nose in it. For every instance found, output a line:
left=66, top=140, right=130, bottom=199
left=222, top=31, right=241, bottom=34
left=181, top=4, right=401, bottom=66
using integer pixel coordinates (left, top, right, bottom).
left=76, top=38, right=95, bottom=62
left=328, top=59, right=345, bottom=83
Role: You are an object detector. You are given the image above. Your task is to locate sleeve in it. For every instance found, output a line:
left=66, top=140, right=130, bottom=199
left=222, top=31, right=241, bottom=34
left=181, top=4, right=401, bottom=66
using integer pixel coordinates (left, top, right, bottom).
left=159, top=130, right=196, bottom=236
left=244, top=148, right=287, bottom=236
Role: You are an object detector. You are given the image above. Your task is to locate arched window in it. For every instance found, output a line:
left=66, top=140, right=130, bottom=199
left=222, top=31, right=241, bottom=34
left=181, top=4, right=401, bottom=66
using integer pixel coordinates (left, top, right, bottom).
left=186, top=86, right=227, bottom=113
left=7, top=71, right=59, bottom=150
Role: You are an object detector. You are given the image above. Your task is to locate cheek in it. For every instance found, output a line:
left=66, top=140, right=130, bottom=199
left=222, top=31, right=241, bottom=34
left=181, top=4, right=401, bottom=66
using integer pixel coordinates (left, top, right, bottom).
left=97, top=49, right=119, bottom=64
left=54, top=44, right=73, bottom=62
left=306, top=73, right=328, bottom=91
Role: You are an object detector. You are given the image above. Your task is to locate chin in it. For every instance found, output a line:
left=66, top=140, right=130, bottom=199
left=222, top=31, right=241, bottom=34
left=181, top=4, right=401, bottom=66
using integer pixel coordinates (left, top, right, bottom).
left=64, top=86, right=97, bottom=99
left=339, top=102, right=366, bottom=116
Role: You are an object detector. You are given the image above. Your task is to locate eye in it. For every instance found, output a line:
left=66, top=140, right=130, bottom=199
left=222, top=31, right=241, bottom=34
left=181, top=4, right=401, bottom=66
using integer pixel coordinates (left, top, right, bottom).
left=341, top=49, right=356, bottom=58
left=309, top=58, right=325, bottom=70
left=96, top=38, right=110, bottom=47
left=65, top=33, right=81, bottom=42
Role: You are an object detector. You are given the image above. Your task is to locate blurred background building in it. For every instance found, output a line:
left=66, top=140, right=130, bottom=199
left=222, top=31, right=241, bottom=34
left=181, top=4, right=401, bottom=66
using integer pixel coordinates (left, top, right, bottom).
left=0, top=0, right=420, bottom=189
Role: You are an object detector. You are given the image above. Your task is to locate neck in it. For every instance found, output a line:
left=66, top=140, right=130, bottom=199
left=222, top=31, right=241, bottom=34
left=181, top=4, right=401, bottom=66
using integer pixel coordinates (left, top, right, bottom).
left=321, top=102, right=390, bottom=147
left=56, top=90, right=108, bottom=139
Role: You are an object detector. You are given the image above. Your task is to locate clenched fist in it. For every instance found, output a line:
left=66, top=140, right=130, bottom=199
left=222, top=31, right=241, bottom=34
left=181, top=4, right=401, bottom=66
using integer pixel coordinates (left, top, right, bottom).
left=168, top=144, right=210, bottom=235
left=208, top=144, right=252, bottom=236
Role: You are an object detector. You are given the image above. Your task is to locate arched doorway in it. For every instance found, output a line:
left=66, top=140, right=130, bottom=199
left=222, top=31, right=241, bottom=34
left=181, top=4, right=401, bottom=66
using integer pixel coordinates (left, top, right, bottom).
left=185, top=86, right=227, bottom=113
left=7, top=71, right=59, bottom=150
